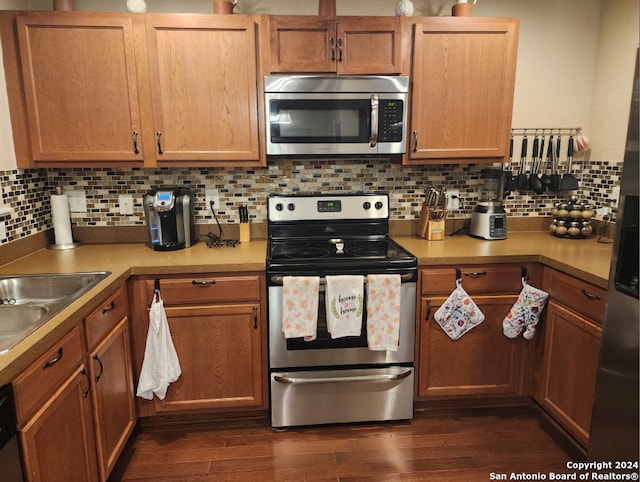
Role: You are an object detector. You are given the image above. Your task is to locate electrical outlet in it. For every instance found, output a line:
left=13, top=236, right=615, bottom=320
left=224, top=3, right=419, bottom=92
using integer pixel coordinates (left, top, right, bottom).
left=67, top=190, right=87, bottom=213
left=0, top=222, right=6, bottom=241
left=119, top=195, right=134, bottom=215
left=447, top=190, right=460, bottom=211
left=205, top=189, right=220, bottom=211
left=596, top=207, right=609, bottom=219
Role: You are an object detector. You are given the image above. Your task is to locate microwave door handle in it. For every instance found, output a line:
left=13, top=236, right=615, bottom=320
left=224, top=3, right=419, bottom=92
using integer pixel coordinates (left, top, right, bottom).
left=370, top=94, right=379, bottom=148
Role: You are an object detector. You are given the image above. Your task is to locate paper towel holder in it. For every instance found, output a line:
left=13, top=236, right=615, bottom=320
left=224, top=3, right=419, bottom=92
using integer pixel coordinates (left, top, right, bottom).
left=48, top=187, right=81, bottom=250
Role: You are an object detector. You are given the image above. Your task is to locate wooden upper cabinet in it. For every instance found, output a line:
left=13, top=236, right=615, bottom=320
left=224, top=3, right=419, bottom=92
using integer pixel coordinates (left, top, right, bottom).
left=268, top=16, right=403, bottom=75
left=407, top=18, right=519, bottom=163
left=144, top=16, right=261, bottom=164
left=16, top=15, right=143, bottom=164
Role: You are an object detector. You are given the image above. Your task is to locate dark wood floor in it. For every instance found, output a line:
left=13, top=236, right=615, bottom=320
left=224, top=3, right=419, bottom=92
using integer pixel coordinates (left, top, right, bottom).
left=109, top=404, right=581, bottom=481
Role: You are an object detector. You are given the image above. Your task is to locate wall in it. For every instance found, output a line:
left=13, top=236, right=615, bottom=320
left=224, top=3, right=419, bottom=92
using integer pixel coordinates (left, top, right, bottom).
left=0, top=0, right=637, bottom=246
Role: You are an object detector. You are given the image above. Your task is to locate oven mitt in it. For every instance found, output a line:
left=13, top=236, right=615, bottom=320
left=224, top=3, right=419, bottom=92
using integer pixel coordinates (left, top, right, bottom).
left=502, top=279, right=549, bottom=340
left=434, top=279, right=485, bottom=340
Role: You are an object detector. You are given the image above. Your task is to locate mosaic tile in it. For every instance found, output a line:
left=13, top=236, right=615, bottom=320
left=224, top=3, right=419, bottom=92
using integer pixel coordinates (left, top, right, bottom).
left=0, top=158, right=624, bottom=246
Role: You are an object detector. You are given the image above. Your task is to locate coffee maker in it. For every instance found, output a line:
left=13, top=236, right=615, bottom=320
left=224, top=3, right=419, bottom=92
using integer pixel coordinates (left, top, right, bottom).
left=143, top=187, right=195, bottom=251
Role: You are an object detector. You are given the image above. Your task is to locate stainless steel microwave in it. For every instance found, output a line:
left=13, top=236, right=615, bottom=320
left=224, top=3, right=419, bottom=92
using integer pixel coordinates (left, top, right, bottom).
left=265, top=75, right=409, bottom=157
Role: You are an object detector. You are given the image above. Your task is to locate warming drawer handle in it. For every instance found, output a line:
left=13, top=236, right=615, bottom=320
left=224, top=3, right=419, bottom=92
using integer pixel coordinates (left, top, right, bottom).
left=270, top=273, right=413, bottom=286
left=273, top=369, right=412, bottom=385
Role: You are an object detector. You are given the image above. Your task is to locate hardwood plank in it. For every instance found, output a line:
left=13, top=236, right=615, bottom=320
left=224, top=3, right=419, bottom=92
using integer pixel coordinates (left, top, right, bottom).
left=109, top=405, right=578, bottom=481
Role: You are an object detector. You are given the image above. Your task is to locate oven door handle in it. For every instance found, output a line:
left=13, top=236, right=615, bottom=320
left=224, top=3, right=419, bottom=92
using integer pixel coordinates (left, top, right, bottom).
left=273, top=369, right=412, bottom=385
left=270, top=273, right=414, bottom=286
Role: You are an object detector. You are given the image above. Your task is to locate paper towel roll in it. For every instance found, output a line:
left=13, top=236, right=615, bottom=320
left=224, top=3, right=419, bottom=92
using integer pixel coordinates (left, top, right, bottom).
left=51, top=193, right=73, bottom=245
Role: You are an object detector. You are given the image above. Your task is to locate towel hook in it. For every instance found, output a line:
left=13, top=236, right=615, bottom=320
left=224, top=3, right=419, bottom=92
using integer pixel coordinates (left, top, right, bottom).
left=521, top=267, right=528, bottom=284
left=154, top=278, right=160, bottom=301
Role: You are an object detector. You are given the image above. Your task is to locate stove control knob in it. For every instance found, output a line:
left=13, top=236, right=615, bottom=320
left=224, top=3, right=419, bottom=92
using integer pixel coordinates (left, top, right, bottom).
left=375, top=201, right=384, bottom=210
left=363, top=201, right=371, bottom=210
left=275, top=203, right=284, bottom=211
left=287, top=203, right=295, bottom=211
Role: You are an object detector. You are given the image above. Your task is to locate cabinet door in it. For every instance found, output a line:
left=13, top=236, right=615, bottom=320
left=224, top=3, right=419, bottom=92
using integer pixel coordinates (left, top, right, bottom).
left=89, top=318, right=136, bottom=482
left=145, top=16, right=260, bottom=164
left=20, top=367, right=99, bottom=482
left=537, top=301, right=601, bottom=446
left=408, top=18, right=519, bottom=162
left=17, top=16, right=143, bottom=163
left=154, top=304, right=263, bottom=412
left=337, top=18, right=402, bottom=75
left=269, top=17, right=336, bottom=73
left=418, top=295, right=523, bottom=398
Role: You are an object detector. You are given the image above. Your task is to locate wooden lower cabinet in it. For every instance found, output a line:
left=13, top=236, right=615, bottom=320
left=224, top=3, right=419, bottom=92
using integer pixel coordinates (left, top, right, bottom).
left=19, top=365, right=99, bottom=482
left=536, top=301, right=602, bottom=446
left=418, top=294, right=523, bottom=398
left=88, top=318, right=136, bottom=481
left=129, top=274, right=266, bottom=416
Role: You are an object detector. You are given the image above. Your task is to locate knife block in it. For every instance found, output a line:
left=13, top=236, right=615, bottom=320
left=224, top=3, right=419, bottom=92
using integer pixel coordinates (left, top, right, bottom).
left=416, top=204, right=447, bottom=240
left=239, top=223, right=251, bottom=242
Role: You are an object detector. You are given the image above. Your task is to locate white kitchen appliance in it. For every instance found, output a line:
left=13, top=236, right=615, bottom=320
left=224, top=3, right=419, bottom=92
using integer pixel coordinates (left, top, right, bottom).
left=469, top=200, right=507, bottom=240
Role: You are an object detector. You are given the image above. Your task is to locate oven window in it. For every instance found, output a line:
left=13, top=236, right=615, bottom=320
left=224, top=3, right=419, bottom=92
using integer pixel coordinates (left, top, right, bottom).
left=286, top=285, right=368, bottom=350
left=269, top=99, right=370, bottom=143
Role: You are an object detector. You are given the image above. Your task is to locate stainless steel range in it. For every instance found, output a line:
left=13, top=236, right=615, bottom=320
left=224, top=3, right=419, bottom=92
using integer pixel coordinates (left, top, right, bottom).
left=266, top=193, right=417, bottom=429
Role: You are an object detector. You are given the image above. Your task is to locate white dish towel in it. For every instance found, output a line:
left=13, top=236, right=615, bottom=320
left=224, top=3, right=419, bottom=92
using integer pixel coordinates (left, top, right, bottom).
left=282, top=276, right=320, bottom=341
left=325, top=275, right=364, bottom=338
left=366, top=274, right=401, bottom=351
left=136, top=291, right=181, bottom=400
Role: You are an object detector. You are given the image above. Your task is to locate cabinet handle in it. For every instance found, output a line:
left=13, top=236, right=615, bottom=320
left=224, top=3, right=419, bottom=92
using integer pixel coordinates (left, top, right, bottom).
left=581, top=288, right=601, bottom=301
left=330, top=37, right=335, bottom=61
left=42, top=347, right=63, bottom=369
left=81, top=368, right=91, bottom=398
left=93, top=354, right=104, bottom=383
left=425, top=299, right=431, bottom=321
left=101, top=301, right=115, bottom=315
left=133, top=130, right=140, bottom=154
left=156, top=131, right=163, bottom=155
left=412, top=130, right=418, bottom=152
left=253, top=306, right=258, bottom=329
left=337, top=38, right=343, bottom=62
left=464, top=271, right=487, bottom=278
left=192, top=279, right=216, bottom=286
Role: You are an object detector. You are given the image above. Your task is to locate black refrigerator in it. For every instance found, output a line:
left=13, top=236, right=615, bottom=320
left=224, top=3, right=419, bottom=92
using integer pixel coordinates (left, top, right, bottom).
left=587, top=52, right=639, bottom=460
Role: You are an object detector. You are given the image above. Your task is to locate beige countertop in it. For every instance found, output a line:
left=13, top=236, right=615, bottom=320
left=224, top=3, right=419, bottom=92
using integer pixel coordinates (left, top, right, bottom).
left=0, top=233, right=612, bottom=386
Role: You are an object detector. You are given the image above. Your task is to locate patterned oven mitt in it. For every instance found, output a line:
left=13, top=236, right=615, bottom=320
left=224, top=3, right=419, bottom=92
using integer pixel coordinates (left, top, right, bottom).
left=502, top=278, right=549, bottom=340
left=434, top=279, right=485, bottom=340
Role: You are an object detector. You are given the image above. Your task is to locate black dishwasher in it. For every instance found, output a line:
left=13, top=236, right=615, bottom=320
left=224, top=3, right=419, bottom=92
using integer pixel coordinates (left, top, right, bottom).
left=0, top=385, right=25, bottom=482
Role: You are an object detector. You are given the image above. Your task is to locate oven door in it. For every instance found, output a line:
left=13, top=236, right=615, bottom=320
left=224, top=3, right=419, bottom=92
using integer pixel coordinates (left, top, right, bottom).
left=268, top=280, right=416, bottom=369
left=265, top=93, right=406, bottom=156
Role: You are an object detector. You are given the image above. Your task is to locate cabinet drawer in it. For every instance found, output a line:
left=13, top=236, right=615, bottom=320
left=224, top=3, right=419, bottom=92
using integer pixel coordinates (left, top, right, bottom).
left=85, top=286, right=127, bottom=350
left=545, top=270, right=607, bottom=322
left=149, top=275, right=262, bottom=305
left=13, top=325, right=85, bottom=424
left=420, top=265, right=527, bottom=296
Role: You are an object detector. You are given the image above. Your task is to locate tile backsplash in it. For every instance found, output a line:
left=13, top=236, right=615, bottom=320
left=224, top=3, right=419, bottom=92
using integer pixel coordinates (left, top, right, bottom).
left=0, top=158, right=622, bottom=245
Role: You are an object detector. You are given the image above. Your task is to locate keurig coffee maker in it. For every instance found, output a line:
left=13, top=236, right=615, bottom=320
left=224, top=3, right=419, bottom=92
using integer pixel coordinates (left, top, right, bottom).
left=143, top=187, right=195, bottom=250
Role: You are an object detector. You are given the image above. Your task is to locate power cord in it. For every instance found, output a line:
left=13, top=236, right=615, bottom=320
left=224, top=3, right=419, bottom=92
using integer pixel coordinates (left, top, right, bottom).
left=450, top=195, right=470, bottom=236
left=201, top=199, right=240, bottom=248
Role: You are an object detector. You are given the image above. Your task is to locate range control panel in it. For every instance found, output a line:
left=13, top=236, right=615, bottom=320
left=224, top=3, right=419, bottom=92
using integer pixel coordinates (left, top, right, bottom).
left=268, top=194, right=389, bottom=222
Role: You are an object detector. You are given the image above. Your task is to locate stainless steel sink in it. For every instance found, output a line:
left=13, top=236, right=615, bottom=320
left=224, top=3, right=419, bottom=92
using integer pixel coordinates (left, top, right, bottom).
left=0, top=271, right=110, bottom=354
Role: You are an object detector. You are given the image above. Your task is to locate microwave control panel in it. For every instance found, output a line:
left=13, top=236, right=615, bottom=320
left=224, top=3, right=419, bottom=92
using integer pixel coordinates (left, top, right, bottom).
left=379, top=100, right=404, bottom=142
